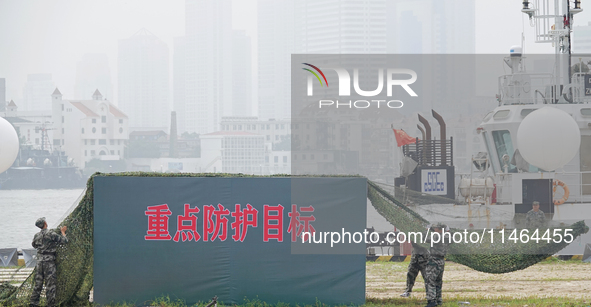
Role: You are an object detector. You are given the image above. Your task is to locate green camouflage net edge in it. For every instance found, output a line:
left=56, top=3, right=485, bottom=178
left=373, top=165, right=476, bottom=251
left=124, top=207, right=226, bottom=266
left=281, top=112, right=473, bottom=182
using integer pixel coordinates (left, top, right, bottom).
left=367, top=180, right=590, bottom=274
left=0, top=172, right=588, bottom=306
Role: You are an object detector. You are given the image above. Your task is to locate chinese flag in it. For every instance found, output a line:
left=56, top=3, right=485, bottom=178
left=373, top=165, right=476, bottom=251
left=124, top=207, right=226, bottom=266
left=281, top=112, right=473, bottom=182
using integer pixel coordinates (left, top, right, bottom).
left=393, top=129, right=416, bottom=147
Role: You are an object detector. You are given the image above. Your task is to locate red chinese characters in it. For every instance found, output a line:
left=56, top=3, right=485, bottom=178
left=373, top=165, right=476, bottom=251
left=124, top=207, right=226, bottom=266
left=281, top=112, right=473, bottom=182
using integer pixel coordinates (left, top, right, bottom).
left=173, top=204, right=200, bottom=242
left=263, top=205, right=284, bottom=242
left=231, top=204, right=258, bottom=242
left=145, top=203, right=314, bottom=242
left=145, top=204, right=172, bottom=240
left=288, top=204, right=316, bottom=242
left=203, top=204, right=230, bottom=241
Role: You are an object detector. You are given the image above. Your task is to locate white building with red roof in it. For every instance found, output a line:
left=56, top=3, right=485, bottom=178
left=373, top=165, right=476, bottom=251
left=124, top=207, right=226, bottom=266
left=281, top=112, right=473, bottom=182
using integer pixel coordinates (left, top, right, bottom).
left=51, top=88, right=129, bottom=168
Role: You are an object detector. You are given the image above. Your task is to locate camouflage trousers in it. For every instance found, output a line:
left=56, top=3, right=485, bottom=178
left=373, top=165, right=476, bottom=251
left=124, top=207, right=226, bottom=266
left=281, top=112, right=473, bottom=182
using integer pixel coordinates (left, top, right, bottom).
left=425, top=257, right=445, bottom=304
left=405, top=253, right=428, bottom=292
left=30, top=260, right=57, bottom=307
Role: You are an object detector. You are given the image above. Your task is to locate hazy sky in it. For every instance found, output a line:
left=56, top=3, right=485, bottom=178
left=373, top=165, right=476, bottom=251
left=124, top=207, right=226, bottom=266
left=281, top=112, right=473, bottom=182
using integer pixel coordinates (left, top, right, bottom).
left=1, top=0, right=591, bottom=108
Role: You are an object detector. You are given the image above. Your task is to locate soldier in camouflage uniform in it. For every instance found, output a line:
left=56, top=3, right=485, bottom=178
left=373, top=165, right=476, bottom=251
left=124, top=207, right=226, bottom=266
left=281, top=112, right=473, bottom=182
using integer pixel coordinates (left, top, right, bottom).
left=30, top=217, right=68, bottom=307
left=400, top=243, right=429, bottom=297
left=525, top=201, right=546, bottom=228
left=424, top=224, right=450, bottom=307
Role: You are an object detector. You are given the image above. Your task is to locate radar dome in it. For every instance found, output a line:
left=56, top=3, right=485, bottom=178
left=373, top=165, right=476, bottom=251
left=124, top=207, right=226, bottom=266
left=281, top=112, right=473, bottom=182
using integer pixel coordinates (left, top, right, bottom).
left=510, top=45, right=522, bottom=56
left=0, top=117, right=19, bottom=173
left=516, top=107, right=580, bottom=171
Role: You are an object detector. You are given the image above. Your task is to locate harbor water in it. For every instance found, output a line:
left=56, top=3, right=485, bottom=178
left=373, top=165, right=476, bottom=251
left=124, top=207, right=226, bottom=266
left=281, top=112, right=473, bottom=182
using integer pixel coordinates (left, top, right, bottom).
left=0, top=189, right=85, bottom=250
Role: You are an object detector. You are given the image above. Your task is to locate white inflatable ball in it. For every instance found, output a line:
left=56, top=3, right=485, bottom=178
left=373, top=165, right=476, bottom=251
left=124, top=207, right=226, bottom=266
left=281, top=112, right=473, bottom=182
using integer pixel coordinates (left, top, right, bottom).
left=0, top=117, right=19, bottom=173
left=516, top=107, right=580, bottom=171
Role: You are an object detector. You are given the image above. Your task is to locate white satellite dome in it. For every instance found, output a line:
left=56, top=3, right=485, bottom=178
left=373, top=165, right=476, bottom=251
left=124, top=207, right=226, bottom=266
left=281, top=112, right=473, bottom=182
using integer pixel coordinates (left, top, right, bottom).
left=0, top=117, right=20, bottom=173
left=516, top=107, right=580, bottom=171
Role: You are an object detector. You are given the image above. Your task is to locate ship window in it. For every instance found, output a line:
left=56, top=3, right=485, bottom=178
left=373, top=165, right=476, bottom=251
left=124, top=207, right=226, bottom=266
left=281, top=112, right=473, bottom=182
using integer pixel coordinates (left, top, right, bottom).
left=581, top=108, right=591, bottom=116
left=520, top=109, right=536, bottom=117
left=493, top=110, right=510, bottom=120
left=492, top=130, right=516, bottom=173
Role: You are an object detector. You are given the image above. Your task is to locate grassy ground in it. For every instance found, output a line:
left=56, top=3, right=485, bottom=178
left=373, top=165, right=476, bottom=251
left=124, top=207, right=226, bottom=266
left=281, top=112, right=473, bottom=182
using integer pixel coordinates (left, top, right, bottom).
left=3, top=259, right=590, bottom=307
left=367, top=258, right=591, bottom=299
left=98, top=296, right=590, bottom=307
left=94, top=259, right=591, bottom=307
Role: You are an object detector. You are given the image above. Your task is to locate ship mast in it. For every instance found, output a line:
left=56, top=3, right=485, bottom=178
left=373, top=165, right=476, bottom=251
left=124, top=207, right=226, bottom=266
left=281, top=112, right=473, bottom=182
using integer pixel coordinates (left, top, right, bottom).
left=522, top=0, right=583, bottom=103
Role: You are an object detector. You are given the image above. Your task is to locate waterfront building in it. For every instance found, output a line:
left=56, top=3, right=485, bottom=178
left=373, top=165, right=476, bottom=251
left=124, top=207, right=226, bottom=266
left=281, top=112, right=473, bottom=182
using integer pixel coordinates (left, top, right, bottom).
left=51, top=88, right=129, bottom=168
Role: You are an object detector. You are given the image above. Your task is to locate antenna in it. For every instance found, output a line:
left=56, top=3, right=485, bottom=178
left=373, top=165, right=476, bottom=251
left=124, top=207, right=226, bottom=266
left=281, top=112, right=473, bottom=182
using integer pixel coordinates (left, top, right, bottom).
left=521, top=0, right=584, bottom=100
left=35, top=121, right=55, bottom=152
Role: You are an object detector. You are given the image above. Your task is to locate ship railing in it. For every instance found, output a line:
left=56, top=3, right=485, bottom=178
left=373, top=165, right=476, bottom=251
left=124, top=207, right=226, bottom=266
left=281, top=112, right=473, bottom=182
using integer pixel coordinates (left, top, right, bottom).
left=497, top=73, right=555, bottom=105
left=498, top=72, right=591, bottom=105
left=554, top=171, right=591, bottom=204
left=569, top=73, right=591, bottom=104
left=460, top=171, right=591, bottom=205
left=402, top=138, right=453, bottom=167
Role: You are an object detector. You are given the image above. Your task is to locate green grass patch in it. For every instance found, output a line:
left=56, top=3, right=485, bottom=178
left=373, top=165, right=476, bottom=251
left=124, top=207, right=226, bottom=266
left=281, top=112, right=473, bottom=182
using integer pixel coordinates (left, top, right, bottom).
left=92, top=295, right=591, bottom=307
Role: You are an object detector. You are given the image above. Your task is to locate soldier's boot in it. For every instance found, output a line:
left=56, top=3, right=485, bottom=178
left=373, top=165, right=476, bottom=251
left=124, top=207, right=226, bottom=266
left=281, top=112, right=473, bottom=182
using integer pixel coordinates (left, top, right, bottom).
left=400, top=291, right=411, bottom=297
left=425, top=300, right=438, bottom=307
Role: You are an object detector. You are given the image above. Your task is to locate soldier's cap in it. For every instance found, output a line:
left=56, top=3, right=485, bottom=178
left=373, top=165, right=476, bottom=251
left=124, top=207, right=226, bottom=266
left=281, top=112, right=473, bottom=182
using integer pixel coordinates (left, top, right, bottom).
left=532, top=201, right=540, bottom=205
left=35, top=217, right=46, bottom=229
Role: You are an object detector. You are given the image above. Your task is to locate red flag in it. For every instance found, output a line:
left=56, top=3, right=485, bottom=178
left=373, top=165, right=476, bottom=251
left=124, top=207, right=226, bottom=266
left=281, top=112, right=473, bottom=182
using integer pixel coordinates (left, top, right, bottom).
left=393, top=129, right=416, bottom=147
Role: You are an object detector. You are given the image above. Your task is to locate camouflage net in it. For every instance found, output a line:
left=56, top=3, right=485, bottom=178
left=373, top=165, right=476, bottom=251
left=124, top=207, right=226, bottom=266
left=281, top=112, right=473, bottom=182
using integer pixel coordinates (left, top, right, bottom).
left=367, top=180, right=590, bottom=274
left=0, top=173, right=588, bottom=306
left=0, top=174, right=95, bottom=307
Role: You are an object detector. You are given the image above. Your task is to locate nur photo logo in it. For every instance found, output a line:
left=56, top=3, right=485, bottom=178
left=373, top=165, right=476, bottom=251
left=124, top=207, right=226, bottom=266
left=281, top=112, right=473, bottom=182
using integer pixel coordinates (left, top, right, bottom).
left=301, top=62, right=418, bottom=109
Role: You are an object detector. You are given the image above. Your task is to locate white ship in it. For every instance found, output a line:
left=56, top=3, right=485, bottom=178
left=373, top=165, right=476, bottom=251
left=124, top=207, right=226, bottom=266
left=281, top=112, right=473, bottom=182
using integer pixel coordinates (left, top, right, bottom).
left=392, top=0, right=591, bottom=255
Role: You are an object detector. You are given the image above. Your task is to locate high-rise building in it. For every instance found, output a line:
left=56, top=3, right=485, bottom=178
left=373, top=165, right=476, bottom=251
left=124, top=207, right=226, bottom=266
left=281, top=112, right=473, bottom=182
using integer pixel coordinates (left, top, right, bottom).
left=258, top=0, right=294, bottom=121
left=75, top=53, right=113, bottom=102
left=392, top=0, right=475, bottom=54
left=118, top=28, right=170, bottom=129
left=0, top=78, right=5, bottom=111
left=574, top=22, right=591, bottom=53
left=173, top=36, right=187, bottom=133
left=232, top=30, right=252, bottom=117
left=176, top=0, right=233, bottom=134
left=258, top=0, right=393, bottom=121
left=294, top=0, right=388, bottom=54
left=22, top=74, right=55, bottom=111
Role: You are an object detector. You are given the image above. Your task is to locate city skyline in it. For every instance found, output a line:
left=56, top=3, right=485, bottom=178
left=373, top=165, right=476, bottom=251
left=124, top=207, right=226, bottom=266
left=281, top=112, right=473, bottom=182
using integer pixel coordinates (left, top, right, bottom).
left=2, top=0, right=591, bottom=126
